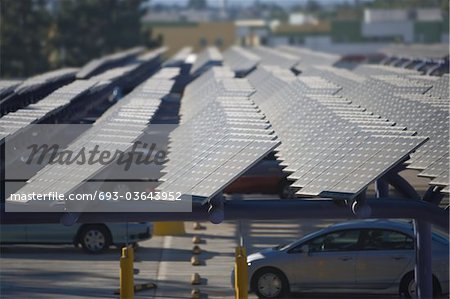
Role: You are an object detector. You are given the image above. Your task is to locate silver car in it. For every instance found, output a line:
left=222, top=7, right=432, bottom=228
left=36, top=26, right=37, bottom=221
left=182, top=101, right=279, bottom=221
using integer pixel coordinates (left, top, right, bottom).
left=243, top=220, right=449, bottom=298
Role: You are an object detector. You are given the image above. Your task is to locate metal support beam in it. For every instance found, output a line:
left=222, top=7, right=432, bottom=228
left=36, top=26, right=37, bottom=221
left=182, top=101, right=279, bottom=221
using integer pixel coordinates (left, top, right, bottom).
left=208, top=193, right=225, bottom=224
left=375, top=178, right=389, bottom=198
left=2, top=198, right=448, bottom=231
left=413, top=219, right=433, bottom=299
left=385, top=172, right=421, bottom=200
left=352, top=189, right=372, bottom=218
left=423, top=186, right=445, bottom=206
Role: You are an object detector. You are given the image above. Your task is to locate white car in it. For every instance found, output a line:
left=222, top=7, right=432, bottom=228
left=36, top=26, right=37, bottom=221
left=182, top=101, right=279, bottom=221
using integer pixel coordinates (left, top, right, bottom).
left=240, top=220, right=449, bottom=298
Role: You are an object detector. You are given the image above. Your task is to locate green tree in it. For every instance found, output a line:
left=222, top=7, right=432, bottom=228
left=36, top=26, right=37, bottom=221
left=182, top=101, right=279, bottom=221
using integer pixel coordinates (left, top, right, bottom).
left=51, top=0, right=148, bottom=68
left=187, top=0, right=207, bottom=10
left=1, top=0, right=52, bottom=78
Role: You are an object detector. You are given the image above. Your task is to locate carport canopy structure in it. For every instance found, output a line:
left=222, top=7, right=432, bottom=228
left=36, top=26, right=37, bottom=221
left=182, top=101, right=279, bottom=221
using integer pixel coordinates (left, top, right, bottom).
left=1, top=45, right=448, bottom=299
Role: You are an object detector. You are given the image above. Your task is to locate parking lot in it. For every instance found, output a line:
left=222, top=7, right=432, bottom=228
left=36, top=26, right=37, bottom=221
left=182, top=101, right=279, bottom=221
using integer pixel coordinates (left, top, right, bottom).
left=1, top=169, right=448, bottom=298
left=3, top=216, right=445, bottom=299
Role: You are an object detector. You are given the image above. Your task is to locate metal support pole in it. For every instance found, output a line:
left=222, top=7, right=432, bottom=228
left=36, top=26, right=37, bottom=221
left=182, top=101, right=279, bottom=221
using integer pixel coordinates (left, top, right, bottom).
left=375, top=178, right=389, bottom=198
left=413, top=220, right=433, bottom=299
left=234, top=246, right=248, bottom=299
left=120, top=246, right=134, bottom=299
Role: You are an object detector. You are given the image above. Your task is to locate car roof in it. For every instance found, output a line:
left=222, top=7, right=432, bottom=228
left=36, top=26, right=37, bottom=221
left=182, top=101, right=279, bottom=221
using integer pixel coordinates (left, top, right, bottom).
left=323, top=219, right=413, bottom=233
left=283, top=219, right=448, bottom=251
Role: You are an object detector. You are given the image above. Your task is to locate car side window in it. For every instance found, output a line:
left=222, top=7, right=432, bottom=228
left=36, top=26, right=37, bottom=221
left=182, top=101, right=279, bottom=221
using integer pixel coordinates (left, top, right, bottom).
left=306, top=230, right=361, bottom=253
left=362, top=229, right=414, bottom=250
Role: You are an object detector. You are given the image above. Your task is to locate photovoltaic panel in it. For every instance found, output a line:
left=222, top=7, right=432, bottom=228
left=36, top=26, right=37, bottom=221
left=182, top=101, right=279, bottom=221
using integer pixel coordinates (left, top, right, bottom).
left=190, top=47, right=223, bottom=76
left=223, top=46, right=261, bottom=76
left=246, top=62, right=430, bottom=199
left=7, top=67, right=174, bottom=204
left=157, top=66, right=280, bottom=201
left=249, top=46, right=299, bottom=69
left=302, top=60, right=448, bottom=194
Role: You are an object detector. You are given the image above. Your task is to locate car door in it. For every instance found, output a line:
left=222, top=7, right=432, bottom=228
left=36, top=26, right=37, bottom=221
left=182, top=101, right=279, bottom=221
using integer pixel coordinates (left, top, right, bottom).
left=289, top=229, right=361, bottom=289
left=355, top=229, right=414, bottom=289
left=26, top=224, right=78, bottom=244
left=0, top=224, right=27, bottom=243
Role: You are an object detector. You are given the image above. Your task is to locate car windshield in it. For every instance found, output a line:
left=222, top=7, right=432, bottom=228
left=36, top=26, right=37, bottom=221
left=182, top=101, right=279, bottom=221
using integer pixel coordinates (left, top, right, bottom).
left=432, top=231, right=450, bottom=245
left=273, top=244, right=288, bottom=250
left=277, top=230, right=322, bottom=251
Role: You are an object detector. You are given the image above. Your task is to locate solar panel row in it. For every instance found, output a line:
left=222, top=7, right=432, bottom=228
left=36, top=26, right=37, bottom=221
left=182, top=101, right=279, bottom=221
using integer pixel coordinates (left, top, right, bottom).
left=0, top=68, right=78, bottom=116
left=223, top=46, right=261, bottom=77
left=76, top=47, right=145, bottom=79
left=247, top=65, right=429, bottom=199
left=278, top=45, right=341, bottom=70
left=249, top=46, right=299, bottom=70
left=157, top=66, right=279, bottom=201
left=7, top=68, right=176, bottom=204
left=0, top=80, right=22, bottom=99
left=0, top=79, right=99, bottom=142
left=0, top=48, right=167, bottom=144
left=298, top=62, right=448, bottom=193
left=190, top=47, right=223, bottom=76
left=163, top=47, right=193, bottom=67
left=380, top=44, right=449, bottom=61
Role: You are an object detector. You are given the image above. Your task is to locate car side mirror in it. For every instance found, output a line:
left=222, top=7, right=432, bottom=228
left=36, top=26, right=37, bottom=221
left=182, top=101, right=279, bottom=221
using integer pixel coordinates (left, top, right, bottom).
left=300, top=244, right=310, bottom=255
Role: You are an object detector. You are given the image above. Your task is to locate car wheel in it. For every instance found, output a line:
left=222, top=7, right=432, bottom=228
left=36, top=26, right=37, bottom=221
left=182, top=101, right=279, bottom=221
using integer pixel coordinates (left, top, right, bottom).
left=79, top=225, right=111, bottom=254
left=400, top=272, right=416, bottom=299
left=400, top=272, right=441, bottom=298
left=279, top=180, right=295, bottom=199
left=253, top=267, right=289, bottom=298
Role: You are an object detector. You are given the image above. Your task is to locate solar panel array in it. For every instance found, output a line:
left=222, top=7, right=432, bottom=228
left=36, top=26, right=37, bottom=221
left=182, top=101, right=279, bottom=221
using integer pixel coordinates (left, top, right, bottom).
left=223, top=46, right=261, bottom=76
left=0, top=80, right=22, bottom=99
left=300, top=63, right=449, bottom=194
left=157, top=66, right=279, bottom=201
left=249, top=46, right=299, bottom=69
left=163, top=47, right=193, bottom=67
left=190, top=47, right=223, bottom=76
left=0, top=68, right=78, bottom=115
left=247, top=64, right=429, bottom=199
left=381, top=44, right=449, bottom=61
left=278, top=45, right=341, bottom=69
left=4, top=44, right=448, bottom=209
left=76, top=47, right=144, bottom=79
left=0, top=79, right=99, bottom=142
left=7, top=68, right=175, bottom=203
left=0, top=48, right=167, bottom=143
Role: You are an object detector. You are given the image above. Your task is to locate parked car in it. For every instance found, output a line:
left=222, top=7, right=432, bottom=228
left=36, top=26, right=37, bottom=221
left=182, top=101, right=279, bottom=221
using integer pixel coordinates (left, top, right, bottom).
left=0, top=222, right=152, bottom=253
left=224, top=152, right=294, bottom=199
left=234, top=220, right=449, bottom=299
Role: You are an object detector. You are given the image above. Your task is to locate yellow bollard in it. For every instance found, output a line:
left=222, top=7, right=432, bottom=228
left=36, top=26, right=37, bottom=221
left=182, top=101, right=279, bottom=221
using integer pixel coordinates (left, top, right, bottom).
left=234, top=246, right=248, bottom=299
left=120, top=246, right=134, bottom=299
left=153, top=221, right=186, bottom=236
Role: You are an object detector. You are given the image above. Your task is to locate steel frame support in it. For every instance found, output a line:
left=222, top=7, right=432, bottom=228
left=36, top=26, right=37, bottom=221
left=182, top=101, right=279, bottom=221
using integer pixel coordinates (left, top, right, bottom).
left=375, top=178, right=389, bottom=198
left=385, top=171, right=421, bottom=200
left=2, top=198, right=448, bottom=231
left=423, top=186, right=445, bottom=206
left=2, top=196, right=447, bottom=299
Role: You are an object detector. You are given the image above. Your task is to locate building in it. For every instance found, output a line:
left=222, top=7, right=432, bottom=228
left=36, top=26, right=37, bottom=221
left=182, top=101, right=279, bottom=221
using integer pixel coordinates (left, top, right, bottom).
left=235, top=19, right=269, bottom=46
left=147, top=22, right=235, bottom=56
left=361, top=8, right=446, bottom=43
